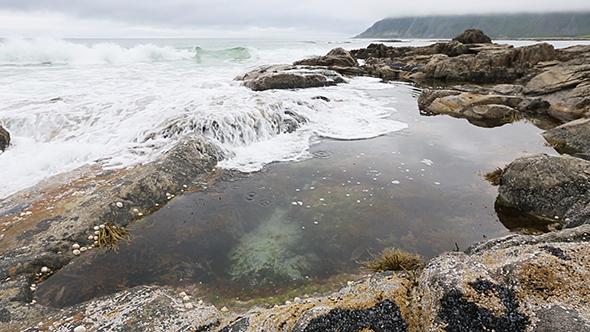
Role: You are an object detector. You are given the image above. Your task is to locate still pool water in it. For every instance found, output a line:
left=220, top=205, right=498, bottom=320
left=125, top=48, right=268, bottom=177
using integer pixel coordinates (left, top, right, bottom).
left=35, top=82, right=559, bottom=308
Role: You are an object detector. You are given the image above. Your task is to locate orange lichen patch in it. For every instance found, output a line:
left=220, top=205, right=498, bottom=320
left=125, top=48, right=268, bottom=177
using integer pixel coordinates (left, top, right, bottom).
left=245, top=273, right=411, bottom=332
left=517, top=244, right=590, bottom=309
left=462, top=284, right=506, bottom=317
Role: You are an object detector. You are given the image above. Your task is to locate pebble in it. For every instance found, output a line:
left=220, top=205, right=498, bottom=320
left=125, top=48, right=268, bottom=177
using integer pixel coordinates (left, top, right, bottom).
left=80, top=247, right=87, bottom=252
left=88, top=235, right=94, bottom=240
left=73, top=326, right=87, bottom=332
left=41, top=266, right=50, bottom=273
left=198, top=300, right=204, bottom=305
left=184, top=303, right=194, bottom=309
left=294, top=297, right=301, bottom=302
left=72, top=243, right=80, bottom=249
left=179, top=291, right=187, bottom=297
left=182, top=296, right=191, bottom=302
left=94, top=226, right=100, bottom=231
left=94, top=231, right=100, bottom=235
left=73, top=249, right=81, bottom=256
left=285, top=300, right=292, bottom=305
left=220, top=306, right=229, bottom=312
left=99, top=224, right=105, bottom=229
left=347, top=280, right=354, bottom=286
left=115, top=202, right=123, bottom=208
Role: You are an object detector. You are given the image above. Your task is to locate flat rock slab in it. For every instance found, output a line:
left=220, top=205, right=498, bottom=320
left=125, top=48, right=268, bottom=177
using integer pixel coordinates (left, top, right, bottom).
left=15, top=285, right=220, bottom=332
left=542, top=117, right=590, bottom=153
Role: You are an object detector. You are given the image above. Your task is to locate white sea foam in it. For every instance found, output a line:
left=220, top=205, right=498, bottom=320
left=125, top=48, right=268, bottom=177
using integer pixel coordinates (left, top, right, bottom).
left=0, top=38, right=408, bottom=199
left=0, top=37, right=194, bottom=65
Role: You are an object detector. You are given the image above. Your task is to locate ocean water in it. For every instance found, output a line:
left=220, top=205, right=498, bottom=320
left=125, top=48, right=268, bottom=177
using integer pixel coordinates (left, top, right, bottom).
left=0, top=37, right=433, bottom=199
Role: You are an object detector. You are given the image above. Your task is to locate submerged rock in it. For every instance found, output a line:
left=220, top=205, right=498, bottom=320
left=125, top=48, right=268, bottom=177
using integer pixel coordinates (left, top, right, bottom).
left=237, top=64, right=346, bottom=91
left=499, top=153, right=590, bottom=228
left=0, top=125, right=9, bottom=151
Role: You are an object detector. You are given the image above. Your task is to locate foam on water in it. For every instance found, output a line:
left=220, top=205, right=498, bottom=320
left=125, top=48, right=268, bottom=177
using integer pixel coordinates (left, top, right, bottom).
left=0, top=37, right=195, bottom=65
left=0, top=38, right=407, bottom=199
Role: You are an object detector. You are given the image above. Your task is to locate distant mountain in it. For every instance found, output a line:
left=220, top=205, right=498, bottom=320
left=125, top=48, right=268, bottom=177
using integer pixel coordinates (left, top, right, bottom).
left=356, top=12, right=590, bottom=39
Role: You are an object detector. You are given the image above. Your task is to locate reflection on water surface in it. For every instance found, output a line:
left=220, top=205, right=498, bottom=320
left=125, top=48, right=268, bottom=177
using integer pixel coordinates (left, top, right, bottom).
left=35, top=82, right=557, bottom=308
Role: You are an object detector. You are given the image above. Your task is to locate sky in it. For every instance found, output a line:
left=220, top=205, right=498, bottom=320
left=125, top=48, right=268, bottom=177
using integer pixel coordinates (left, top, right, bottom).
left=0, top=0, right=589, bottom=38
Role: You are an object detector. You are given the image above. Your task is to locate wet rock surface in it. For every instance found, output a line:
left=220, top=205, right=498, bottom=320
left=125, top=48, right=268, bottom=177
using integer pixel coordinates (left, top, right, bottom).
left=542, top=117, right=590, bottom=154
left=0, top=125, right=9, bottom=152
left=0, top=134, right=223, bottom=331
left=237, top=64, right=346, bottom=91
left=415, top=224, right=590, bottom=331
left=498, top=153, right=590, bottom=228
left=16, top=285, right=220, bottom=332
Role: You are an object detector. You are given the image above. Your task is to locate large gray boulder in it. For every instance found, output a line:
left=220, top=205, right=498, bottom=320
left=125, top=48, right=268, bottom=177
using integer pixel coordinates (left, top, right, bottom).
left=237, top=65, right=346, bottom=91
left=294, top=47, right=358, bottom=67
left=499, top=153, right=590, bottom=228
left=452, top=28, right=492, bottom=44
left=0, top=125, right=9, bottom=151
left=414, top=224, right=590, bottom=331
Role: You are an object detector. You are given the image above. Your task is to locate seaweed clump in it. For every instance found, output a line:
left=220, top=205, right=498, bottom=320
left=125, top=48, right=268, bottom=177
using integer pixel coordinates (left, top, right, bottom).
left=359, top=247, right=425, bottom=272
left=484, top=167, right=503, bottom=186
left=97, top=223, right=131, bottom=251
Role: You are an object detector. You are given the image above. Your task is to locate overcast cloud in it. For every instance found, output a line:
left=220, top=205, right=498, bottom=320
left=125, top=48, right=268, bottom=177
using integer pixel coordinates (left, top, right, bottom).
left=1, top=0, right=589, bottom=38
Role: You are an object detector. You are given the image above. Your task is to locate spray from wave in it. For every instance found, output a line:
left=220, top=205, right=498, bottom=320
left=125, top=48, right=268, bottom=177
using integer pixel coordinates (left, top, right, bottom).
left=0, top=37, right=195, bottom=65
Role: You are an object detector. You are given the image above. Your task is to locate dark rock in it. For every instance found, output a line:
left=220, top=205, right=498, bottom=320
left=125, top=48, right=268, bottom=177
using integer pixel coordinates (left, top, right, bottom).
left=452, top=29, right=492, bottom=44
left=421, top=43, right=556, bottom=84
left=0, top=125, right=9, bottom=152
left=294, top=47, right=358, bottom=67
left=542, top=118, right=590, bottom=153
left=238, top=65, right=346, bottom=91
left=498, top=153, right=590, bottom=228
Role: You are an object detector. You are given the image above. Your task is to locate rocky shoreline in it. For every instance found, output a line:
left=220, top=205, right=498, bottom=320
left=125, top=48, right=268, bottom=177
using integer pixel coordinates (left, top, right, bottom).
left=2, top=30, right=590, bottom=331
